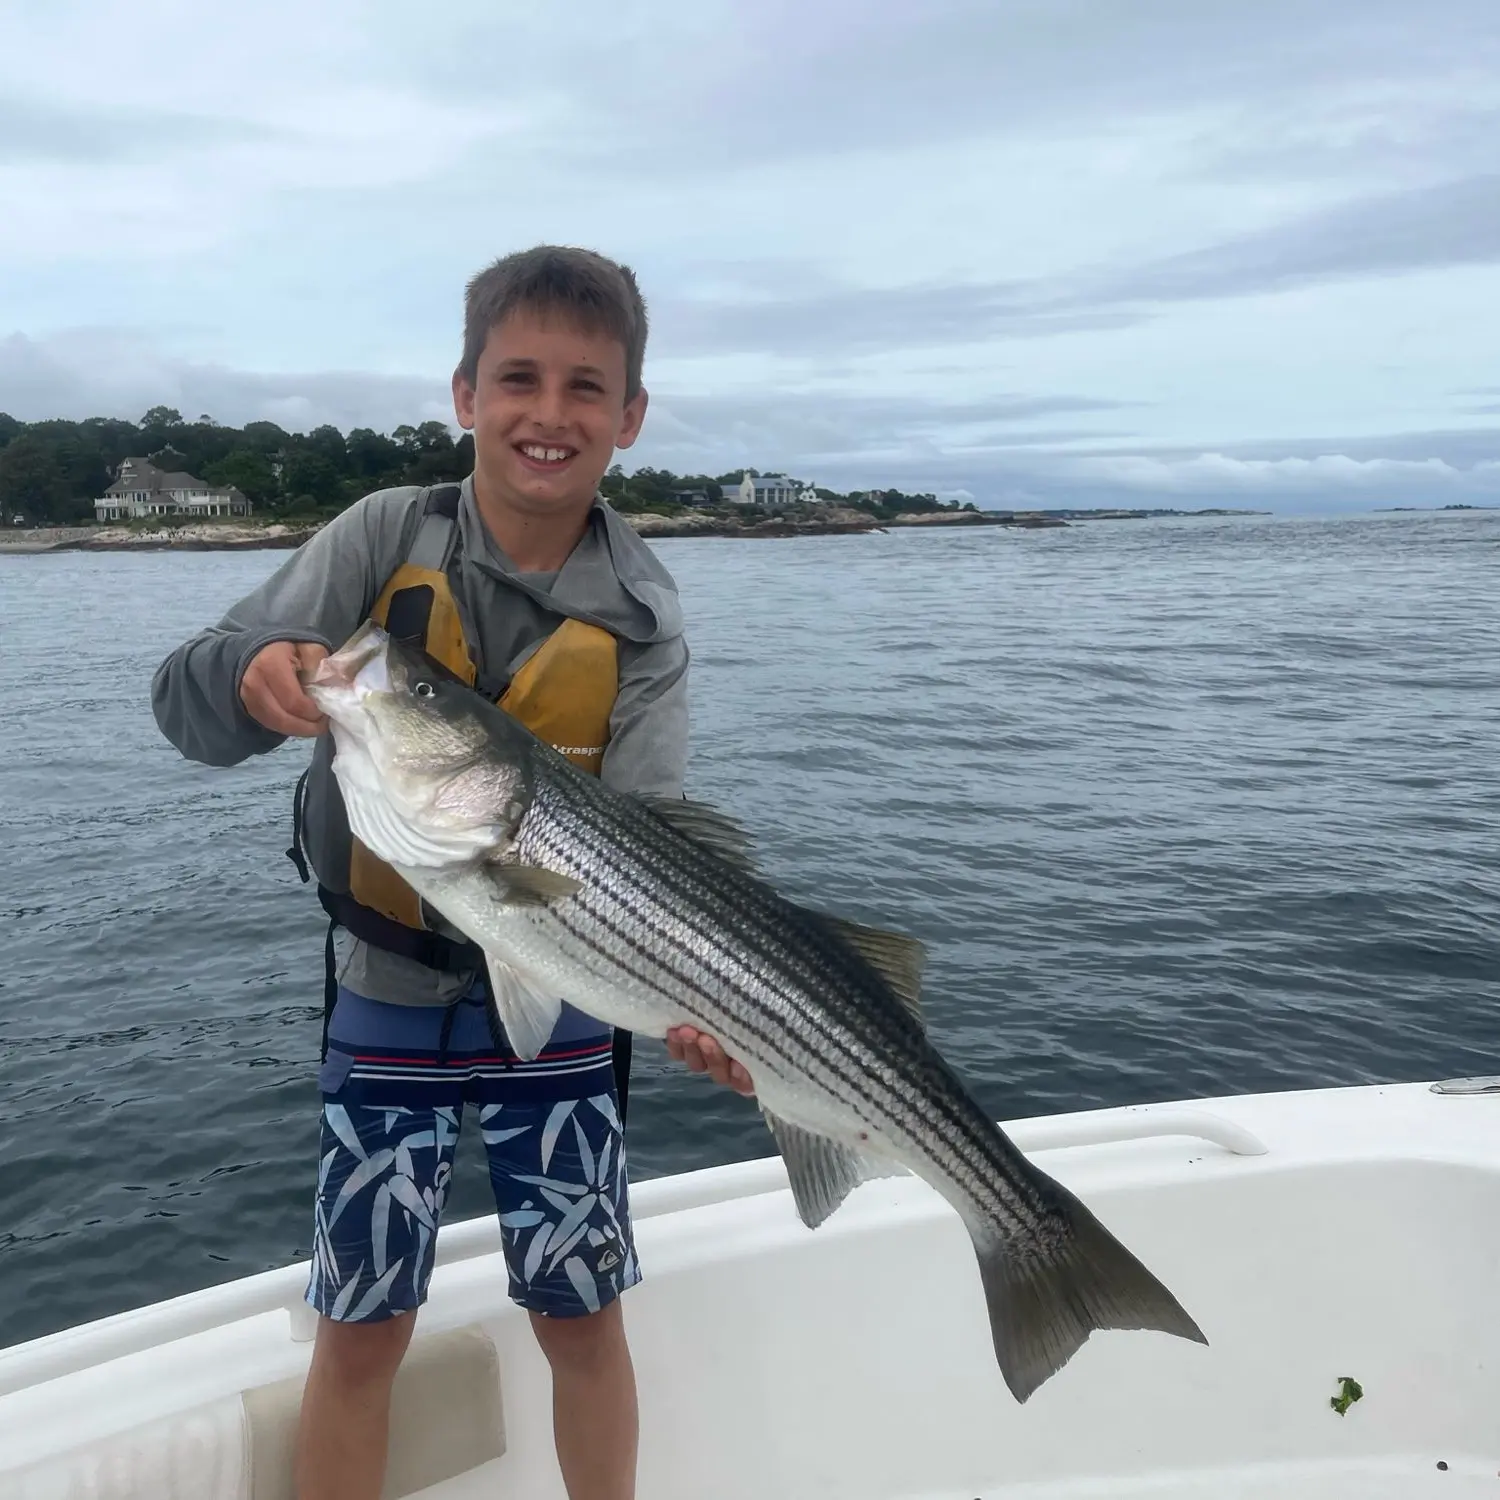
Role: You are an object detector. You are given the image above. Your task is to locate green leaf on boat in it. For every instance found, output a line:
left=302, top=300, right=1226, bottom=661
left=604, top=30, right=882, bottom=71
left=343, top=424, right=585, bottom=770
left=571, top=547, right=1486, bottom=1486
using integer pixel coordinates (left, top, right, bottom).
left=1330, top=1375, right=1363, bottom=1416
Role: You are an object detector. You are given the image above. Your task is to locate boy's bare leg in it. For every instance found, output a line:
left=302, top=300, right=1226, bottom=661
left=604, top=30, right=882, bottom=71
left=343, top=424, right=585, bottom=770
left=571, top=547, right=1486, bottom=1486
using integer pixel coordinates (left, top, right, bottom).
left=530, top=1302, right=638, bottom=1500
left=294, top=1312, right=416, bottom=1500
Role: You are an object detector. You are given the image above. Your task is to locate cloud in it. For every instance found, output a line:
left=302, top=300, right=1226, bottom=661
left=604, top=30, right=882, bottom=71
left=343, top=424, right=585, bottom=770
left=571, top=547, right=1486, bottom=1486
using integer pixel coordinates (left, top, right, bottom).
left=0, top=331, right=452, bottom=433
left=1182, top=97, right=1500, bottom=187
left=647, top=168, right=1500, bottom=363
left=1060, top=451, right=1500, bottom=496
left=1, top=0, right=1498, bottom=517
left=0, top=98, right=276, bottom=166
left=653, top=281, right=1141, bottom=360
left=407, top=0, right=1500, bottom=178
left=1077, top=425, right=1500, bottom=469
left=1082, top=172, right=1500, bottom=307
left=637, top=388, right=1500, bottom=507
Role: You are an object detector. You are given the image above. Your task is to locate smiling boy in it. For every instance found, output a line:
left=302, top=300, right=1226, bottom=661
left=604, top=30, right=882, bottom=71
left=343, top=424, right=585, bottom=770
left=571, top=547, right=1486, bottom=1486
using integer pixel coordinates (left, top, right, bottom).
left=152, top=245, right=750, bottom=1500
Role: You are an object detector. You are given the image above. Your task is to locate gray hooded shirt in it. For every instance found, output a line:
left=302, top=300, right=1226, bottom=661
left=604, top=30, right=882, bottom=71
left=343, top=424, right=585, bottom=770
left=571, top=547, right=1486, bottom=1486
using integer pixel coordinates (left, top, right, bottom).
left=151, top=476, right=689, bottom=1006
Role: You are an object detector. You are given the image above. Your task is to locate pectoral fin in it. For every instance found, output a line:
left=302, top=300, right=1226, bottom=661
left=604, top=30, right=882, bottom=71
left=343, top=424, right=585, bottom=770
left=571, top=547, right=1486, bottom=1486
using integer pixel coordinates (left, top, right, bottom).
left=485, top=954, right=563, bottom=1061
left=485, top=863, right=583, bottom=907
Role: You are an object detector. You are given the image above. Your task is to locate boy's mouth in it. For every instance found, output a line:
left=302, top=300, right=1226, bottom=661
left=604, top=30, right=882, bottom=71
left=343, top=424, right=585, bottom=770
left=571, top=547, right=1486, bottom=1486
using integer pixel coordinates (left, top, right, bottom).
left=514, top=441, right=578, bottom=474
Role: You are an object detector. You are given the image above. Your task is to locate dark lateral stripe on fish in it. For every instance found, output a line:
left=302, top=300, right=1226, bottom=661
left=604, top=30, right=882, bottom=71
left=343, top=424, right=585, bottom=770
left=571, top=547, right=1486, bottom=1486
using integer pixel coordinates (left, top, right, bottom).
left=533, top=828, right=920, bottom=1135
left=528, top=783, right=1054, bottom=1234
left=532, top=782, right=1044, bottom=1215
left=519, top=782, right=1060, bottom=1241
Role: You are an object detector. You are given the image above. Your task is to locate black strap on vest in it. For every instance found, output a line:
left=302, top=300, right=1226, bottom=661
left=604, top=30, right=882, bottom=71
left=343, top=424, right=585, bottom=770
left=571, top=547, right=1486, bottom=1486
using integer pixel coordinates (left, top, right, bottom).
left=284, top=482, right=634, bottom=1120
left=426, top=482, right=461, bottom=520
left=384, top=584, right=435, bottom=646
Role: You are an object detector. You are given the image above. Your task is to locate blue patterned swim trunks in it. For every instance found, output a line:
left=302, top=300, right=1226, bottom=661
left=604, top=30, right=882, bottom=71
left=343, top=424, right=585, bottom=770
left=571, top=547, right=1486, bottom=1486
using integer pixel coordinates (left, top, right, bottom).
left=305, top=983, right=640, bottom=1324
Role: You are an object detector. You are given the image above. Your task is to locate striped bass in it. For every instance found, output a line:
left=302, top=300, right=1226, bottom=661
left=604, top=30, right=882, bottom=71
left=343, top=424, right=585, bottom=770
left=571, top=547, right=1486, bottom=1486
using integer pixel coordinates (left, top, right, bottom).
left=305, top=621, right=1207, bottom=1402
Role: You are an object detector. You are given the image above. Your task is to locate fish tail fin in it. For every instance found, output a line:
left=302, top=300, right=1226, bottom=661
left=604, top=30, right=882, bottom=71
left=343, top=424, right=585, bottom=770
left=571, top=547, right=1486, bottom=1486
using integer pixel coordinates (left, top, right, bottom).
left=972, top=1183, right=1207, bottom=1404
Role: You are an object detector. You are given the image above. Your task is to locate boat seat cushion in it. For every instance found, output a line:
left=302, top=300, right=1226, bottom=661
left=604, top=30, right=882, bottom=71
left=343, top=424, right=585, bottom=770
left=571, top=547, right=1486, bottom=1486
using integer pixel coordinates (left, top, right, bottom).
left=243, top=1323, right=507, bottom=1499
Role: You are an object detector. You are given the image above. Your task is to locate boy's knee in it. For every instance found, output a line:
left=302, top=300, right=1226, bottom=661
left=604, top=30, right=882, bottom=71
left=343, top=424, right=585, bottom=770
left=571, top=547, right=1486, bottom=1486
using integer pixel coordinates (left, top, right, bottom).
left=529, top=1301, right=627, bottom=1375
left=311, top=1310, right=417, bottom=1390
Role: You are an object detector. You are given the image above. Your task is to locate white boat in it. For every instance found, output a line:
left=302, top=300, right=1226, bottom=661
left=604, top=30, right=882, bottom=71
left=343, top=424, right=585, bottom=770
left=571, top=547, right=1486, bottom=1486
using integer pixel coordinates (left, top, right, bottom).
left=2, top=1077, right=1497, bottom=1498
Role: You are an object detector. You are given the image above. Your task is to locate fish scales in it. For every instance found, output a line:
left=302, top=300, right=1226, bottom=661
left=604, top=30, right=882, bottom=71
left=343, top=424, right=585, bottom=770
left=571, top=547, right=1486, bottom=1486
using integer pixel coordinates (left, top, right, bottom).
left=519, top=758, right=1062, bottom=1238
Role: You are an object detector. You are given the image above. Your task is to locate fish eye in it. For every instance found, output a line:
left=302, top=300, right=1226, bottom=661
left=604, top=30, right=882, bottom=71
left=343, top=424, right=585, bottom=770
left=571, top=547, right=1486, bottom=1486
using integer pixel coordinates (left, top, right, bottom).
left=414, top=681, right=435, bottom=699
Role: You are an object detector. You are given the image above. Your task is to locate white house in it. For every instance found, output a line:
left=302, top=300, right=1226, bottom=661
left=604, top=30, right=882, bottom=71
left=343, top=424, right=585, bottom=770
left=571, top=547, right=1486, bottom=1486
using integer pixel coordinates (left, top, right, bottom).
left=732, top=473, right=801, bottom=508
left=95, top=457, right=252, bottom=522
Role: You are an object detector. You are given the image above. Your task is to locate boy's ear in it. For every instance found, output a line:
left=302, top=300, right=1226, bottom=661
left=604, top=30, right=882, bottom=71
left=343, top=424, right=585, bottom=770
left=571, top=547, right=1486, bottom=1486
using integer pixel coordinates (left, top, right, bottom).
left=616, top=386, right=649, bottom=450
left=452, top=366, right=476, bottom=430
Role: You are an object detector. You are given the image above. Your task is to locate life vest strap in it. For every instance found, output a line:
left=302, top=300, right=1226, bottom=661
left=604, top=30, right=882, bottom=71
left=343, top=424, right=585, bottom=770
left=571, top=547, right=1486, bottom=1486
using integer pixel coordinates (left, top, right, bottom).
left=287, top=764, right=483, bottom=968
left=315, top=883, right=485, bottom=972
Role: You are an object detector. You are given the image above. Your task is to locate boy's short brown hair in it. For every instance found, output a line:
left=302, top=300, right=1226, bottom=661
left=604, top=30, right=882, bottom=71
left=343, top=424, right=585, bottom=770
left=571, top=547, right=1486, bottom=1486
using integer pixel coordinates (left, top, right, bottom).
left=460, top=245, right=649, bottom=401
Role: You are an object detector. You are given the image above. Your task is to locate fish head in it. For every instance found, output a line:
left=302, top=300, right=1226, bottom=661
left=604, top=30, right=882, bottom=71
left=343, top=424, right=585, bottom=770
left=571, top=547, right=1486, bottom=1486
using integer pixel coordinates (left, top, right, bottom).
left=305, top=621, right=531, bottom=868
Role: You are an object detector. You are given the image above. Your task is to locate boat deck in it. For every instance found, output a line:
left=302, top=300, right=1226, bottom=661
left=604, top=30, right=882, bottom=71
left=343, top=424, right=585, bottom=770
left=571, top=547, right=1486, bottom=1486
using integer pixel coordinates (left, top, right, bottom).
left=4, top=1081, right=1498, bottom=1499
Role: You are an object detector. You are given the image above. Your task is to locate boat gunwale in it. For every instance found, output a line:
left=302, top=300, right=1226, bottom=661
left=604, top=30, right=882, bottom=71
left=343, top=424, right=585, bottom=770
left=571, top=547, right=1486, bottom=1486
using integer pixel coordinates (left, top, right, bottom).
left=7, top=1078, right=1495, bottom=1406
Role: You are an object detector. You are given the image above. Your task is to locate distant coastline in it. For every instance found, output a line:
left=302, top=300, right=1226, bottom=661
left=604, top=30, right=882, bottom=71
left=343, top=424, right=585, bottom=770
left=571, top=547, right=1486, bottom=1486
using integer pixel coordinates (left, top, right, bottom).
left=0, top=505, right=1272, bottom=554
left=1373, top=503, right=1498, bottom=513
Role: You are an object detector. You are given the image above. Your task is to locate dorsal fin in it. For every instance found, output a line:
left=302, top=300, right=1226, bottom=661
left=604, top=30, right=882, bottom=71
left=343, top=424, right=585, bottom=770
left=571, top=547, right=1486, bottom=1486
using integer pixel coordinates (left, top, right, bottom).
left=638, top=793, right=759, bottom=874
left=813, top=911, right=927, bottom=1021
left=638, top=792, right=924, bottom=1021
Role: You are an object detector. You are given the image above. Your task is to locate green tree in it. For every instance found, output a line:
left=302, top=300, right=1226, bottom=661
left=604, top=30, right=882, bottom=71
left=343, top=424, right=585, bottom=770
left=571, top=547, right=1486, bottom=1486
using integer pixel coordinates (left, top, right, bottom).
left=303, top=423, right=349, bottom=464
left=347, top=427, right=404, bottom=484
left=240, top=421, right=291, bottom=455
left=0, top=433, right=71, bottom=521
left=279, top=450, right=345, bottom=511
left=204, top=449, right=278, bottom=505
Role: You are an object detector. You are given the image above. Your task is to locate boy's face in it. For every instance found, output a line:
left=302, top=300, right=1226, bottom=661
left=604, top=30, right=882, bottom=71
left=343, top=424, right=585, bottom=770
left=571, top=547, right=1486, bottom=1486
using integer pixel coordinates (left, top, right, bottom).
left=453, top=306, right=647, bottom=521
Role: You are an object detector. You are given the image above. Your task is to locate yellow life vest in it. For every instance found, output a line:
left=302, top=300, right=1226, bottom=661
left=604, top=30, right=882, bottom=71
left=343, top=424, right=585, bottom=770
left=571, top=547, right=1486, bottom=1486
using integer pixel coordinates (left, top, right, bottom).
left=346, top=489, right=620, bottom=932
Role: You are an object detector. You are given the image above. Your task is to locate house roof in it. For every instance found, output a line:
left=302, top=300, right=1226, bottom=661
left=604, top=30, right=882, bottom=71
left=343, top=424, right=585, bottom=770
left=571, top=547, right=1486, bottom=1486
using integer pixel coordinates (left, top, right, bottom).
left=105, top=456, right=233, bottom=496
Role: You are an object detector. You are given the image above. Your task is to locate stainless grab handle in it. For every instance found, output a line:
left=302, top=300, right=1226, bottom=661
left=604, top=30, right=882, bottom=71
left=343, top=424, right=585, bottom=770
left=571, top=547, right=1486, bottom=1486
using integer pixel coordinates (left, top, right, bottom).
left=1010, top=1108, right=1269, bottom=1158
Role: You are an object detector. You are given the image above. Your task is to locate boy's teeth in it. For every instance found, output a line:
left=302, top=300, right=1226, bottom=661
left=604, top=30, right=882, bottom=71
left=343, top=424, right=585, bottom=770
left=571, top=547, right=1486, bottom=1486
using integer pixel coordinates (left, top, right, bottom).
left=522, top=444, right=570, bottom=462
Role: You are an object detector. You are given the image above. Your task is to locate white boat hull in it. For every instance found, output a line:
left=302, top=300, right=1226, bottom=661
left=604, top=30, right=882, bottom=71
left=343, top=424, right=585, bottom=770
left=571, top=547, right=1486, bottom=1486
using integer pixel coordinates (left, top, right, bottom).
left=2, top=1079, right=1497, bottom=1497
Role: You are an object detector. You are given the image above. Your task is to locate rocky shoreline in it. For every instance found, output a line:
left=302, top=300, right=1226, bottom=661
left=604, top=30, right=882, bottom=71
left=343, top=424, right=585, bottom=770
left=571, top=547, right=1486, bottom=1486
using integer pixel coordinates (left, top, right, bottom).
left=626, top=507, right=1058, bottom=540
left=0, top=522, right=323, bottom=554
left=0, top=507, right=1060, bottom=554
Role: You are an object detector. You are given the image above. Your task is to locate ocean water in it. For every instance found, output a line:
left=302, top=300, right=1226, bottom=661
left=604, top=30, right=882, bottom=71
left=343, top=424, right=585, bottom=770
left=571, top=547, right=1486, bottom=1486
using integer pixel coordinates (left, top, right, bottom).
left=2, top=509, right=1497, bottom=1349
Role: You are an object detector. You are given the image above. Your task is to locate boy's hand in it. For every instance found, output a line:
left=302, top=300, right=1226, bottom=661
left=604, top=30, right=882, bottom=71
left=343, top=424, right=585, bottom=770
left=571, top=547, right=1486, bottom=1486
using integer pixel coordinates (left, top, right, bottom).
left=241, top=640, right=330, bottom=737
left=665, top=1025, right=755, bottom=1096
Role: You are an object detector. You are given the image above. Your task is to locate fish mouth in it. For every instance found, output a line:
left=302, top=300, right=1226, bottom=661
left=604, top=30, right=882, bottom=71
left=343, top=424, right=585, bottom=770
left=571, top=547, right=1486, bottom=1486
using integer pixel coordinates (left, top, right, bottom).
left=305, top=621, right=391, bottom=702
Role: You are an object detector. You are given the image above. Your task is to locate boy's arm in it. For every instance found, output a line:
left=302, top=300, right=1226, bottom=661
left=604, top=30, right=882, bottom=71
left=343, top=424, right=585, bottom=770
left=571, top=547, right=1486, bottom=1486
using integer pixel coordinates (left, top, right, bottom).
left=599, top=632, right=691, bottom=799
left=151, top=490, right=417, bottom=767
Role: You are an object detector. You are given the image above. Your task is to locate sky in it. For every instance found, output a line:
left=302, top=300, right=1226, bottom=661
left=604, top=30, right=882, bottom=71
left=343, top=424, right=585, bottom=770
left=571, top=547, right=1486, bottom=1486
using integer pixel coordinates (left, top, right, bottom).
left=1, top=0, right=1498, bottom=512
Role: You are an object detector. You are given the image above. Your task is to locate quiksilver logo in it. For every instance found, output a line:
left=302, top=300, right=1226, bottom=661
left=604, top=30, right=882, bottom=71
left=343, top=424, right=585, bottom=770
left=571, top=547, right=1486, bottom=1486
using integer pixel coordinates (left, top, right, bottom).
left=594, top=1229, right=624, bottom=1273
